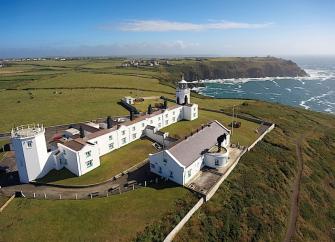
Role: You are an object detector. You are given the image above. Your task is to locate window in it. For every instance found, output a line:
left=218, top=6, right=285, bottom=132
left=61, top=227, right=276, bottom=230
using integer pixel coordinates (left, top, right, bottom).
left=163, top=159, right=167, bottom=163
left=170, top=171, right=173, bottom=178
left=158, top=123, right=161, bottom=128
left=109, top=143, right=114, bottom=149
left=86, top=160, right=93, bottom=168
left=63, top=149, right=66, bottom=155
left=27, top=141, right=33, bottom=148
left=132, top=133, right=137, bottom=139
left=193, top=107, right=196, bottom=111
left=158, top=117, right=161, bottom=121
left=121, top=137, right=126, bottom=144
left=150, top=163, right=155, bottom=169
left=109, top=135, right=113, bottom=141
left=215, top=159, right=219, bottom=166
left=85, top=151, right=91, bottom=158
left=188, top=169, right=192, bottom=177
left=132, top=126, right=135, bottom=131
left=172, top=117, right=176, bottom=122
left=150, top=120, right=153, bottom=124
left=165, top=114, right=168, bottom=118
left=94, top=141, right=98, bottom=145
left=193, top=113, right=196, bottom=117
left=142, top=123, right=145, bottom=127
left=159, top=166, right=162, bottom=174
left=121, top=130, right=126, bottom=135
left=60, top=158, right=67, bottom=165
left=173, top=111, right=175, bottom=115
left=165, top=120, right=168, bottom=125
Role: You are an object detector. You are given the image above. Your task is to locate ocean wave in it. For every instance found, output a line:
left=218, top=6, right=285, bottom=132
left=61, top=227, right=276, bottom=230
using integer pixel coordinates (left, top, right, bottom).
left=199, top=67, right=335, bottom=84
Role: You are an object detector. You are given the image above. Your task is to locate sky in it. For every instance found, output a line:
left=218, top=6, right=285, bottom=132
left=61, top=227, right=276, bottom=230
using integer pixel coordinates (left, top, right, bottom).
left=1, top=0, right=335, bottom=58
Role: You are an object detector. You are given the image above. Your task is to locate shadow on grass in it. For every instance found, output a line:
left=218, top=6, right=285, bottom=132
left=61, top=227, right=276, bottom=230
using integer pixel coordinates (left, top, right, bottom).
left=36, top=168, right=76, bottom=183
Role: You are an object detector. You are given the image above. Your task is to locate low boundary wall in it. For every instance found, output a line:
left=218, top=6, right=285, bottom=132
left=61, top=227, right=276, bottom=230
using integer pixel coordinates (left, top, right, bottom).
left=163, top=198, right=204, bottom=242
left=0, top=194, right=15, bottom=213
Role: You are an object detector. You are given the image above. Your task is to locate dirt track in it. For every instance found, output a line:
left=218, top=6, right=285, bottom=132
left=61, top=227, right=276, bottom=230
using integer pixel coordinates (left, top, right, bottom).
left=283, top=135, right=304, bottom=242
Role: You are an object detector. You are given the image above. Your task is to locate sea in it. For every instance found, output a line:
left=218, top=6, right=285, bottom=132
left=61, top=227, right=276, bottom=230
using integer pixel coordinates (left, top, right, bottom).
left=198, top=56, right=335, bottom=114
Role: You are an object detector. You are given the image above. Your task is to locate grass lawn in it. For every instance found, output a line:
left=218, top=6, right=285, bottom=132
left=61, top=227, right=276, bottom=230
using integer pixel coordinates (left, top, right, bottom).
left=133, top=97, right=162, bottom=112
left=0, top=89, right=173, bottom=132
left=0, top=186, right=195, bottom=242
left=38, top=138, right=156, bottom=185
left=162, top=109, right=260, bottom=146
left=0, top=196, right=9, bottom=207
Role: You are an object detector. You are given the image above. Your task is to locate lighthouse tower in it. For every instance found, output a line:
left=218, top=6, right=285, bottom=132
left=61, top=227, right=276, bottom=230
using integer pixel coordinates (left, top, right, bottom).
left=176, top=77, right=191, bottom=105
left=11, top=124, right=50, bottom=183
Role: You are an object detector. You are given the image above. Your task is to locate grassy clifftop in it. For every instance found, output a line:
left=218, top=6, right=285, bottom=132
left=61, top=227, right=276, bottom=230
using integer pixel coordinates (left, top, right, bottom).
left=162, top=57, right=307, bottom=81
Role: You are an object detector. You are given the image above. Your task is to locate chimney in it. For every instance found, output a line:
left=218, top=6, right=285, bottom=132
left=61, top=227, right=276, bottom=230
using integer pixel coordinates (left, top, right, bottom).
left=130, top=110, right=134, bottom=121
left=107, top=116, right=113, bottom=129
left=79, top=126, right=85, bottom=138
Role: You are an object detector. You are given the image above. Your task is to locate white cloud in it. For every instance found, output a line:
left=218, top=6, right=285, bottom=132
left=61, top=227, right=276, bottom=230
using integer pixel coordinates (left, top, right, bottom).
left=105, top=20, right=272, bottom=32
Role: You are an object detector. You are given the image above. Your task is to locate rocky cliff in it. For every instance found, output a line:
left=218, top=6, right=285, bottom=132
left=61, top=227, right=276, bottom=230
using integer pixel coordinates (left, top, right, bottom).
left=163, top=57, right=307, bottom=81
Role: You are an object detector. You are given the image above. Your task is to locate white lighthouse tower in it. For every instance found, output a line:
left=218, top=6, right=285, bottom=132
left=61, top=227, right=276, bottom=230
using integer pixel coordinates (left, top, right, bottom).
left=176, top=76, right=191, bottom=105
left=11, top=124, right=50, bottom=183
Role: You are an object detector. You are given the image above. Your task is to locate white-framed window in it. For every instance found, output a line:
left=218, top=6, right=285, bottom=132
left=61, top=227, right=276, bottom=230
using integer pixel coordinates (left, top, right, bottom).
left=109, top=135, right=113, bottom=141
left=150, top=120, right=153, bottom=124
left=150, top=163, right=155, bottom=169
left=215, top=159, right=219, bottom=166
left=27, top=140, right=33, bottom=148
left=173, top=111, right=175, bottom=115
left=142, top=123, right=145, bottom=128
left=193, top=113, right=196, bottom=117
left=109, top=143, right=114, bottom=149
left=193, top=107, right=196, bottom=111
left=172, top=117, right=176, bottom=122
left=121, top=130, right=126, bottom=135
left=158, top=123, right=161, bottom=128
left=188, top=169, right=192, bottom=177
left=63, top=150, right=66, bottom=155
left=165, top=120, right=168, bottom=125
left=132, top=126, right=136, bottom=131
left=163, top=159, right=167, bottom=163
left=121, top=137, right=126, bottom=144
left=85, top=151, right=91, bottom=158
left=132, top=133, right=136, bottom=139
left=158, top=117, right=161, bottom=121
left=94, top=141, right=98, bottom=145
left=165, top=114, right=168, bottom=118
left=86, top=160, right=93, bottom=168
left=170, top=171, right=173, bottom=178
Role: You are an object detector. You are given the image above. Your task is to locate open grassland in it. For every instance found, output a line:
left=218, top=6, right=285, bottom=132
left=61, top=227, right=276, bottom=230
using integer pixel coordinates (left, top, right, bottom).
left=136, top=102, right=335, bottom=242
left=38, top=139, right=156, bottom=185
left=0, top=186, right=197, bottom=242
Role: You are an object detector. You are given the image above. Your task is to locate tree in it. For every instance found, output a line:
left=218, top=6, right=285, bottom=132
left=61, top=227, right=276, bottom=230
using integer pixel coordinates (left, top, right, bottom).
left=107, top=116, right=113, bottom=129
left=147, top=104, right=153, bottom=114
left=163, top=100, right=168, bottom=109
left=217, top=133, right=227, bottom=152
left=79, top=126, right=85, bottom=138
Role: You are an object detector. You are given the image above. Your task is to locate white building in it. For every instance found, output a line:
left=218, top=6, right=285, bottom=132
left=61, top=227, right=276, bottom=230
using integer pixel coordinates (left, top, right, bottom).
left=122, top=96, right=135, bottom=105
left=176, top=79, right=191, bottom=105
left=11, top=80, right=198, bottom=183
left=149, top=120, right=231, bottom=186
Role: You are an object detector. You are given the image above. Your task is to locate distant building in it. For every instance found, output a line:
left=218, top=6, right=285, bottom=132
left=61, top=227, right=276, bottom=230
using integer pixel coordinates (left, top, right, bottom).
left=122, top=96, right=135, bottom=105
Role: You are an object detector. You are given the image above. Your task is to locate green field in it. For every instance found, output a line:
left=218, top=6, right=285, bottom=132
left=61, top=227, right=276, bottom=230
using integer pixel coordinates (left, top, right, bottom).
left=0, top=186, right=196, bottom=242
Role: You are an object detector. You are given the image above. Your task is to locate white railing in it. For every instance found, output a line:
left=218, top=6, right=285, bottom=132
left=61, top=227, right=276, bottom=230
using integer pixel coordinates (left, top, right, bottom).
left=11, top=124, right=44, bottom=138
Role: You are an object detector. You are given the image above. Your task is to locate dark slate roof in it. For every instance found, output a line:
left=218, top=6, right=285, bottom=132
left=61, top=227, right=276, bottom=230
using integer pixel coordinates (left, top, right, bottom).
left=168, top=121, right=229, bottom=167
left=62, top=139, right=86, bottom=151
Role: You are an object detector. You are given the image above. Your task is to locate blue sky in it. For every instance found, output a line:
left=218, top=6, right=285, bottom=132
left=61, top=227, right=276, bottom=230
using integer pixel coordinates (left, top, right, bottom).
left=1, top=0, right=335, bottom=58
